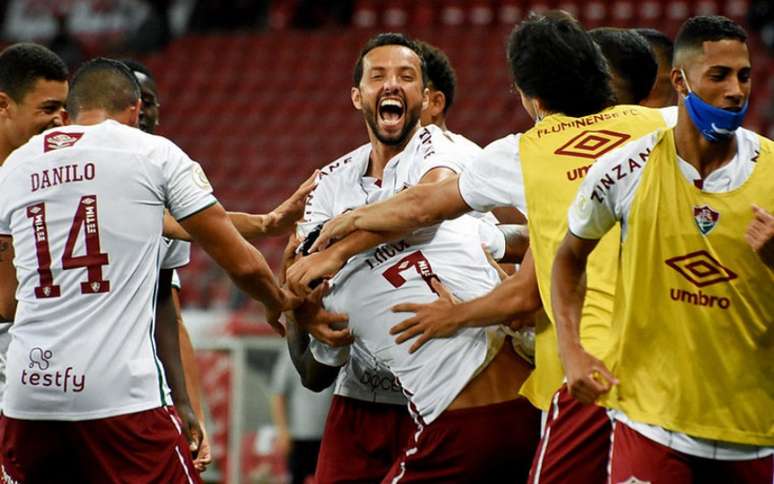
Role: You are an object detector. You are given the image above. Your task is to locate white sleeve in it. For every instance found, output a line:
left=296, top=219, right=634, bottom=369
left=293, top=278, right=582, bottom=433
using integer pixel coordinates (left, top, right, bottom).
left=308, top=337, right=349, bottom=367
left=476, top=216, right=506, bottom=261
left=660, top=106, right=678, bottom=128
left=161, top=239, right=191, bottom=269
left=160, top=140, right=218, bottom=220
left=413, top=151, right=465, bottom=184
left=297, top=172, right=334, bottom=239
left=567, top=134, right=655, bottom=240
left=457, top=135, right=528, bottom=215
left=171, top=270, right=182, bottom=290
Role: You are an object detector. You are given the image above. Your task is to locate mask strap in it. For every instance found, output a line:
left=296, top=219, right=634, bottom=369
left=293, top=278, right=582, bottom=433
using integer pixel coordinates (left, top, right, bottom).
left=680, top=68, right=694, bottom=94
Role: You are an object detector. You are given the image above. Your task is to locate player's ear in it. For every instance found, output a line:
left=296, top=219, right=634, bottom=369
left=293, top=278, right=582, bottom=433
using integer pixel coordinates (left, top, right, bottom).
left=429, top=90, right=445, bottom=118
left=351, top=87, right=363, bottom=111
left=671, top=67, right=688, bottom=97
left=421, top=87, right=430, bottom=111
left=127, top=98, right=142, bottom=127
left=0, top=92, right=13, bottom=119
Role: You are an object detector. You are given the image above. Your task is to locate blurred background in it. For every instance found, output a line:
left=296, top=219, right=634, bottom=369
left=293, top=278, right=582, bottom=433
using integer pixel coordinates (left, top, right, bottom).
left=2, top=0, right=771, bottom=482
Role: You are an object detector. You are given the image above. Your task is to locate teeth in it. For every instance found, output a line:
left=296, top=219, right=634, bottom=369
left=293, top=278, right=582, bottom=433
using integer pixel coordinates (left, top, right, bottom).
left=380, top=99, right=402, bottom=109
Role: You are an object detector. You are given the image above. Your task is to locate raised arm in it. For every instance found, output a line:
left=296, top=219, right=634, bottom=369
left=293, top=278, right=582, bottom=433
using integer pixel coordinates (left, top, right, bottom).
left=746, top=204, right=774, bottom=269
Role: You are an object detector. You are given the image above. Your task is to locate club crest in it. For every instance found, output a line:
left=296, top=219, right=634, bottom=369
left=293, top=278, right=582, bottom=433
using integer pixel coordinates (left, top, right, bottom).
left=693, top=205, right=719, bottom=235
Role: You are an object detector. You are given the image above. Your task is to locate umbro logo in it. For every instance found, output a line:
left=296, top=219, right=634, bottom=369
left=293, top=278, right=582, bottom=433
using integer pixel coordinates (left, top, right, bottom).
left=665, top=250, right=737, bottom=288
left=44, top=132, right=83, bottom=152
left=555, top=130, right=631, bottom=159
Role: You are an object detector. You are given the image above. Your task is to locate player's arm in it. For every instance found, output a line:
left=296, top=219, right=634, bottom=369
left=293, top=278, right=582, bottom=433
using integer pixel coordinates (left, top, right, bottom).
left=163, top=171, right=317, bottom=241
left=285, top=313, right=342, bottom=392
left=0, top=236, right=16, bottom=322
left=498, top=224, right=530, bottom=263
left=289, top=168, right=463, bottom=295
left=746, top=205, right=774, bottom=269
left=310, top=174, right=470, bottom=254
left=179, top=203, right=298, bottom=333
left=174, top=288, right=212, bottom=471
left=390, top=250, right=541, bottom=353
left=155, top=268, right=202, bottom=455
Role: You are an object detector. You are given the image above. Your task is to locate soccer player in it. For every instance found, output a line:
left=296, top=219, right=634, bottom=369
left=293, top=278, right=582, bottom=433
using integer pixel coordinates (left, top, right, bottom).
left=285, top=36, right=521, bottom=483
left=288, top=32, right=539, bottom=482
left=287, top=13, right=674, bottom=483
left=636, top=28, right=678, bottom=108
left=553, top=16, right=773, bottom=482
left=0, top=44, right=68, bottom=425
left=589, top=28, right=658, bottom=106
left=0, top=58, right=296, bottom=482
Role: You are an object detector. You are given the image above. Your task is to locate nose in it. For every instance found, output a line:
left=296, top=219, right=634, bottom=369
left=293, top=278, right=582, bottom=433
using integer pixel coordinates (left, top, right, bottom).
left=51, top=108, right=65, bottom=127
left=725, top=77, right=746, bottom=106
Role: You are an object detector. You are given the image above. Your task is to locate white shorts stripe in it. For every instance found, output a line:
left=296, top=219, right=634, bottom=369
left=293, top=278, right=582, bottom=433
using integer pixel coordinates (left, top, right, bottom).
left=391, top=401, right=425, bottom=484
left=174, top=445, right=195, bottom=484
left=532, top=390, right=562, bottom=484
left=606, top=419, right=617, bottom=484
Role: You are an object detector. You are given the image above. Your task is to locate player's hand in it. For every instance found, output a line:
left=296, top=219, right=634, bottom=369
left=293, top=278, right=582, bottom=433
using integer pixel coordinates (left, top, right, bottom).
left=390, top=278, right=462, bottom=353
left=193, top=423, right=212, bottom=472
left=268, top=170, right=319, bottom=236
left=265, top=288, right=302, bottom=336
left=746, top=205, right=774, bottom=268
left=279, top=234, right=301, bottom=286
left=293, top=282, right=353, bottom=347
left=286, top=249, right=346, bottom=296
left=176, top=404, right=204, bottom=459
left=309, top=211, right=358, bottom=253
left=559, top=344, right=618, bottom=404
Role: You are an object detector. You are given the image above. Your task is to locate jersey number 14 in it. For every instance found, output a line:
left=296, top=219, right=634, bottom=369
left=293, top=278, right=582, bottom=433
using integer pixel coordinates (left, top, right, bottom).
left=27, top=195, right=110, bottom=298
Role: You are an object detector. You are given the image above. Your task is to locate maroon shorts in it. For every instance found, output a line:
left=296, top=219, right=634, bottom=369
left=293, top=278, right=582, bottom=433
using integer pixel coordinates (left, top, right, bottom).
left=315, top=395, right=414, bottom=484
left=610, top=421, right=774, bottom=484
left=0, top=406, right=201, bottom=484
left=528, top=385, right=612, bottom=484
left=382, top=397, right=541, bottom=483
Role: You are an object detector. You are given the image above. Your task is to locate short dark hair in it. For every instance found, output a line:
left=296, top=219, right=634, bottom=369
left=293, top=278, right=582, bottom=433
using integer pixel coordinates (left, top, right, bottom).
left=0, top=43, right=68, bottom=103
left=590, top=28, right=658, bottom=104
left=416, top=41, right=456, bottom=114
left=635, top=28, right=674, bottom=67
left=67, top=58, right=141, bottom=119
left=121, top=59, right=155, bottom=82
left=353, top=32, right=428, bottom=87
left=507, top=11, right=614, bottom=117
left=674, top=16, right=747, bottom=64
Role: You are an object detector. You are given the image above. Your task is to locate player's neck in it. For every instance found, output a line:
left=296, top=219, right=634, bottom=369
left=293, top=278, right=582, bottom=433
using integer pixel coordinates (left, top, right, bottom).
left=674, top=109, right=737, bottom=179
left=0, top=137, right=13, bottom=166
left=366, top=125, right=419, bottom=179
left=74, top=109, right=134, bottom=127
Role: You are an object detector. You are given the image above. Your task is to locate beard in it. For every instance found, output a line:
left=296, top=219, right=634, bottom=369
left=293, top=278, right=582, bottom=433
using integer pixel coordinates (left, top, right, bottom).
left=362, top=102, right=422, bottom=147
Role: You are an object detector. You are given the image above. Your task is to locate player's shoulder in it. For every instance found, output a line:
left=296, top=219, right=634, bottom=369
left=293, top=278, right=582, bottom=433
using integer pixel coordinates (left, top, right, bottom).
left=317, top=143, right=371, bottom=184
left=483, top=133, right=520, bottom=157
left=658, top=105, right=678, bottom=128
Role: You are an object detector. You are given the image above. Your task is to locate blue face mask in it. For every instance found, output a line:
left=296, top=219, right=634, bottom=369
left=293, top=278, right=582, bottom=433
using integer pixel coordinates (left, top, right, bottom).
left=681, top=69, right=748, bottom=142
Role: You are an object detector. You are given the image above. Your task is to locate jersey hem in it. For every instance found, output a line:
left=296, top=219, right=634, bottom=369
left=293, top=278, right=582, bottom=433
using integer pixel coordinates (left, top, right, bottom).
left=2, top=400, right=163, bottom=421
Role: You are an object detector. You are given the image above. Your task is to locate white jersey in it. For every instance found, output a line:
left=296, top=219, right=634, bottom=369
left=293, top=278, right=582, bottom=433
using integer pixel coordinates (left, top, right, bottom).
left=323, top=218, right=503, bottom=425
left=300, top=143, right=407, bottom=405
left=319, top=126, right=505, bottom=424
left=0, top=120, right=216, bottom=420
left=458, top=107, right=678, bottom=218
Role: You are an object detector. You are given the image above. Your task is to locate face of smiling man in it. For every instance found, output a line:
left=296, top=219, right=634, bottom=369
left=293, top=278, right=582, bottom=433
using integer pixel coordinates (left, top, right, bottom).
left=352, top=44, right=428, bottom=147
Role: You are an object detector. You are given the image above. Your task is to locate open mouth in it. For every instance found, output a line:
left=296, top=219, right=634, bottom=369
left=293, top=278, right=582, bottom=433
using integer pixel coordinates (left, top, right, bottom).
left=378, top=97, right=405, bottom=128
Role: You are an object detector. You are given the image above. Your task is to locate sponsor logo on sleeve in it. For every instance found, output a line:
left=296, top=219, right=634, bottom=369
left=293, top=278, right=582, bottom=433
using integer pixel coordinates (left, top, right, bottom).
left=44, top=132, right=83, bottom=152
left=693, top=205, right=719, bottom=235
left=192, top=163, right=212, bottom=190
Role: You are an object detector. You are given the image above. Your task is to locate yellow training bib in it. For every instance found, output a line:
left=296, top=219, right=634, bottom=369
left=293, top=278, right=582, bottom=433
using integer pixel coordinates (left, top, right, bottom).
left=602, top=129, right=774, bottom=445
left=519, top=105, right=667, bottom=409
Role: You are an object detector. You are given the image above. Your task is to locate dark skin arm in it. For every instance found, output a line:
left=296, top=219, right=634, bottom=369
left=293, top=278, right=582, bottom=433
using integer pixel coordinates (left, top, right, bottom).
left=552, top=232, right=618, bottom=404
left=155, top=269, right=202, bottom=457
left=0, top=236, right=16, bottom=322
left=498, top=224, right=530, bottom=263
